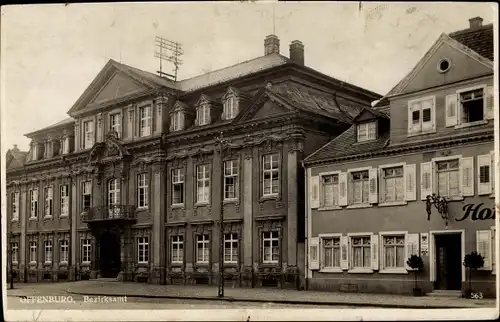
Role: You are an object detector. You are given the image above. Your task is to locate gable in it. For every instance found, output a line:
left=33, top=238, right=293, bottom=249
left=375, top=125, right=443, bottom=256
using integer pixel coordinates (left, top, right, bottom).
left=252, top=99, right=291, bottom=119
left=400, top=41, right=492, bottom=95
left=354, top=109, right=377, bottom=123
left=89, top=71, right=149, bottom=105
left=7, top=156, right=22, bottom=169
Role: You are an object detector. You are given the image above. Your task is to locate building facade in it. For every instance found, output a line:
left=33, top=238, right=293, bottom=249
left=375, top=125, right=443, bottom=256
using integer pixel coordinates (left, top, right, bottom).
left=304, top=17, right=496, bottom=297
left=6, top=35, right=380, bottom=288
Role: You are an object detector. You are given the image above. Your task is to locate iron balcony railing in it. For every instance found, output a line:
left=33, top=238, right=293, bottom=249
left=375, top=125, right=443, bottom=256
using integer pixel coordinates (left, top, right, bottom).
left=81, top=205, right=137, bottom=222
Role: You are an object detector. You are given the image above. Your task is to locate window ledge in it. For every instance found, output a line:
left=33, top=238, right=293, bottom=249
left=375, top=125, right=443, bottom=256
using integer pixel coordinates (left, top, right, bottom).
left=137, top=207, right=149, bottom=212
left=346, top=204, right=373, bottom=209
left=29, top=261, right=37, bottom=266
left=60, top=261, right=68, bottom=265
left=446, top=196, right=464, bottom=202
left=11, top=218, right=19, bottom=222
left=260, top=195, right=279, bottom=202
left=319, top=268, right=343, bottom=273
left=194, top=202, right=210, bottom=208
left=81, top=261, right=91, bottom=266
left=44, top=261, right=52, bottom=266
left=195, top=262, right=209, bottom=266
left=171, top=262, right=183, bottom=266
left=223, top=199, right=239, bottom=205
left=137, top=262, right=149, bottom=267
left=60, top=214, right=69, bottom=218
left=318, top=206, right=342, bottom=211
left=223, top=262, right=239, bottom=266
left=171, top=204, right=184, bottom=209
left=378, top=201, right=408, bottom=207
left=43, top=215, right=53, bottom=220
left=407, top=130, right=437, bottom=138
left=455, top=120, right=489, bottom=129
left=380, top=268, right=408, bottom=274
left=261, top=262, right=280, bottom=266
left=348, top=268, right=374, bottom=274
left=29, top=217, right=38, bottom=221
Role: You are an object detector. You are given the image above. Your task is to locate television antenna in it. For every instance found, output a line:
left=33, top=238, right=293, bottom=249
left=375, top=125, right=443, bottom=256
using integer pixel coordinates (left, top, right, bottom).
left=154, top=36, right=184, bottom=81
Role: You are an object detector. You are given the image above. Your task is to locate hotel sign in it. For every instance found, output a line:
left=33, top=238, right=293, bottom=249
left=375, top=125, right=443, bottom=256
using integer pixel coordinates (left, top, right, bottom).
left=455, top=203, right=496, bottom=222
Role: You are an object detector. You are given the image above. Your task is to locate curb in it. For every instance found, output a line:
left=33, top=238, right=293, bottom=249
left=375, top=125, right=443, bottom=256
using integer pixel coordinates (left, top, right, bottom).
left=65, top=290, right=473, bottom=309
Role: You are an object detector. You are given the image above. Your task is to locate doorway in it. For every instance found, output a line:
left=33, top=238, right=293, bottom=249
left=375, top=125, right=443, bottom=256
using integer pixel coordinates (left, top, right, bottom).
left=434, top=233, right=462, bottom=290
left=100, top=230, right=121, bottom=278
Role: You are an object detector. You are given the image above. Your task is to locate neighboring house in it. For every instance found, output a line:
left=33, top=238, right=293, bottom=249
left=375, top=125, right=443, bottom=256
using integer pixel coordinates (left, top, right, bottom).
left=6, top=34, right=380, bottom=287
left=303, top=17, right=496, bottom=297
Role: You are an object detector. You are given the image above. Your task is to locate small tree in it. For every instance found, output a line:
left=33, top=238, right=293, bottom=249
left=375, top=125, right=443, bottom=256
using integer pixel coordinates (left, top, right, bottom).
left=406, top=255, right=424, bottom=296
left=463, top=251, right=484, bottom=296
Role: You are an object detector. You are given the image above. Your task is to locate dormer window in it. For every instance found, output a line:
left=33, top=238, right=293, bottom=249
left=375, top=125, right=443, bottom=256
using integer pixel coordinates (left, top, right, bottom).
left=171, top=111, right=184, bottom=132
left=357, top=122, right=376, bottom=142
left=197, top=104, right=210, bottom=126
left=62, top=137, right=70, bottom=154
left=32, top=144, right=39, bottom=161
left=44, top=141, right=53, bottom=159
left=224, top=96, right=238, bottom=120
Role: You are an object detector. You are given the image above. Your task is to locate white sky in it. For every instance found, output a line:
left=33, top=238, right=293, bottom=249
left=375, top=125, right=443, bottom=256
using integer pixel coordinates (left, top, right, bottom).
left=1, top=2, right=496, bottom=151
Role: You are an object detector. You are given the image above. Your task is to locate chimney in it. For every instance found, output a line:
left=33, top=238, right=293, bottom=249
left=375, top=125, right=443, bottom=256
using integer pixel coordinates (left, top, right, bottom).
left=264, top=34, right=280, bottom=55
left=289, top=40, right=305, bottom=65
left=12, top=144, right=18, bottom=152
left=469, top=16, right=483, bottom=29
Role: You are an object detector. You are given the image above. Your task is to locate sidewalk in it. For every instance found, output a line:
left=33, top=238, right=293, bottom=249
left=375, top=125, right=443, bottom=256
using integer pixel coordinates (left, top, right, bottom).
left=61, top=280, right=496, bottom=308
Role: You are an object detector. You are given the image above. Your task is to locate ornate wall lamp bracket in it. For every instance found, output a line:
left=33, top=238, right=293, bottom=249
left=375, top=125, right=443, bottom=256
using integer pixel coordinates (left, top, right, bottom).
left=425, top=194, right=449, bottom=226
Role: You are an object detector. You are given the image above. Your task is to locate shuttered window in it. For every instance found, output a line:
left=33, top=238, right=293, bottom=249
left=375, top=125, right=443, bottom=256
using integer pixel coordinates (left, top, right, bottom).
left=351, top=236, right=371, bottom=268
left=321, top=174, right=339, bottom=207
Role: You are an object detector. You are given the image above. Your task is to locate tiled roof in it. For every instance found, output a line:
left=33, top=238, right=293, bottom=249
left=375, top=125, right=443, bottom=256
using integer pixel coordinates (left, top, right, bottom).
left=373, top=105, right=390, bottom=117
left=25, top=117, right=74, bottom=137
left=7, top=148, right=28, bottom=168
left=177, top=53, right=290, bottom=92
left=304, top=125, right=390, bottom=163
left=449, top=24, right=493, bottom=61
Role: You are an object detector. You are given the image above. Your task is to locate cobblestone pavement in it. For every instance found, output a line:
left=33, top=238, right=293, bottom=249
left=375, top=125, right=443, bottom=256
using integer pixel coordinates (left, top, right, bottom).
left=7, top=280, right=496, bottom=309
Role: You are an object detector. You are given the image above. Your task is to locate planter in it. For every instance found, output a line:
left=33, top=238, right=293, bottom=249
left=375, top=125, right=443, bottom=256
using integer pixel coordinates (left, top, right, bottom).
left=412, top=288, right=423, bottom=297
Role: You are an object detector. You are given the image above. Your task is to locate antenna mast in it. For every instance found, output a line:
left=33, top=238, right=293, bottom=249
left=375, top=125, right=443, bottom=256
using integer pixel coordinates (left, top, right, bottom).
left=154, top=36, right=184, bottom=81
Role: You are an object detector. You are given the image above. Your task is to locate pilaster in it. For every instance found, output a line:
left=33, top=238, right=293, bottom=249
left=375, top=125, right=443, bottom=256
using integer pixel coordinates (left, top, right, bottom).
left=152, top=161, right=166, bottom=284
left=74, top=120, right=80, bottom=153
left=243, top=148, right=253, bottom=267
left=20, top=186, right=27, bottom=282
left=70, top=174, right=78, bottom=280
left=287, top=150, right=298, bottom=266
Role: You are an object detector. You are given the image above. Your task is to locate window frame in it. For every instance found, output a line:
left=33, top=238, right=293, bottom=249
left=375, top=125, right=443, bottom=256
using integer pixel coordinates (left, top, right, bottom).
left=379, top=231, right=408, bottom=274
left=83, top=120, right=94, bottom=149
left=110, top=112, right=122, bottom=138
left=29, top=189, right=38, bottom=219
left=196, top=164, right=211, bottom=204
left=347, top=232, right=373, bottom=272
left=262, top=153, right=280, bottom=197
left=139, top=104, right=152, bottom=137
left=197, top=103, right=211, bottom=126
left=171, top=235, right=184, bottom=264
left=137, top=173, right=149, bottom=209
left=137, top=236, right=149, bottom=264
left=11, top=192, right=19, bottom=221
left=433, top=155, right=461, bottom=199
left=224, top=160, right=239, bottom=201
left=29, top=241, right=37, bottom=264
left=171, top=168, right=185, bottom=206
left=171, top=111, right=184, bottom=132
left=44, top=186, right=53, bottom=218
left=357, top=121, right=377, bottom=142
left=379, top=162, right=407, bottom=206
left=82, top=181, right=92, bottom=211
left=44, top=240, right=53, bottom=264
left=60, top=239, right=69, bottom=264
left=407, top=96, right=436, bottom=135
left=223, top=232, right=239, bottom=264
left=81, top=239, right=91, bottom=264
left=319, top=171, right=341, bottom=209
left=318, top=233, right=343, bottom=272
left=347, top=167, right=371, bottom=206
left=224, top=96, right=238, bottom=120
left=262, top=230, right=280, bottom=264
left=11, top=242, right=19, bottom=264
left=62, top=136, right=70, bottom=154
left=195, top=234, right=210, bottom=264
left=60, top=184, right=69, bottom=217
left=456, top=84, right=487, bottom=126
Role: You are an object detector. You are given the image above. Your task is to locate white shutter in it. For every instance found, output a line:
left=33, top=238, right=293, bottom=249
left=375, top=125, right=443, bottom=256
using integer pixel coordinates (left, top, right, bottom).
left=485, top=86, right=494, bottom=120
left=368, top=168, right=378, bottom=204
left=308, top=237, right=320, bottom=270
left=461, top=157, right=474, bottom=197
left=371, top=234, right=379, bottom=270
left=405, top=164, right=416, bottom=201
left=477, top=154, right=492, bottom=195
left=405, top=233, right=420, bottom=271
left=340, top=236, right=349, bottom=270
left=338, top=172, right=348, bottom=206
left=310, top=175, right=320, bottom=209
left=445, top=94, right=458, bottom=127
left=476, top=230, right=492, bottom=270
left=420, top=162, right=433, bottom=200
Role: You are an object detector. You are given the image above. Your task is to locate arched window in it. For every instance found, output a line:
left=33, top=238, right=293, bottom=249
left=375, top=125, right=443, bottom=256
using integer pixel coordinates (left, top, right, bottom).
left=108, top=178, right=121, bottom=218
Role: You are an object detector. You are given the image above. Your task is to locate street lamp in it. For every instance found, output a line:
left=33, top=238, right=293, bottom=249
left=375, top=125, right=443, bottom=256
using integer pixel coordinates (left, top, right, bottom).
left=425, top=194, right=449, bottom=226
left=214, top=131, right=228, bottom=298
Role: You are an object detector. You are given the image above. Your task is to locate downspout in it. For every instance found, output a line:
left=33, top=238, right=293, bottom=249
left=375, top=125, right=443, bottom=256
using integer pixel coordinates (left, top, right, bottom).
left=301, top=160, right=309, bottom=291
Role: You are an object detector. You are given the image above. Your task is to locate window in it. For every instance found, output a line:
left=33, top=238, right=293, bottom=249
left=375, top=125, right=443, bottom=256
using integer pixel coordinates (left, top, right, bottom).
left=408, top=97, right=434, bottom=134
left=382, top=167, right=404, bottom=202
left=30, top=189, right=38, bottom=219
left=110, top=113, right=121, bottom=138
left=83, top=120, right=94, bottom=149
left=44, top=187, right=53, bottom=217
left=108, top=179, right=120, bottom=217
left=196, top=165, right=210, bottom=203
left=321, top=174, right=339, bottom=207
left=171, top=111, right=184, bottom=131
left=82, top=181, right=92, bottom=210
left=12, top=242, right=19, bottom=263
left=382, top=235, right=405, bottom=269
left=224, top=96, right=238, bottom=120
left=460, top=88, right=484, bottom=124
left=197, top=104, right=210, bottom=126
left=172, top=168, right=184, bottom=205
left=137, top=237, right=149, bottom=264
left=263, top=154, right=279, bottom=196
left=262, top=231, right=279, bottom=263
left=81, top=239, right=91, bottom=263
left=224, top=233, right=238, bottom=263
left=29, top=241, right=37, bottom=263
left=322, top=237, right=341, bottom=268
left=357, top=122, right=376, bottom=142
left=351, top=170, right=369, bottom=204
left=437, top=58, right=451, bottom=73
left=351, top=236, right=371, bottom=268
left=436, top=159, right=460, bottom=198
left=62, top=137, right=70, bottom=154
left=196, top=234, right=210, bottom=264
left=139, top=105, right=152, bottom=137
left=137, top=173, right=149, bottom=209
left=171, top=235, right=184, bottom=263
left=11, top=192, right=19, bottom=221
left=60, top=240, right=69, bottom=263
left=44, top=240, right=53, bottom=263
left=60, top=185, right=69, bottom=216
left=32, top=144, right=39, bottom=161
left=224, top=160, right=239, bottom=200
left=45, top=142, right=53, bottom=158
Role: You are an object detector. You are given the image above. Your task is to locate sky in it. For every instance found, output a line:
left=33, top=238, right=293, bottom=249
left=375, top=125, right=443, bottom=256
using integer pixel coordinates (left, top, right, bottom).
left=1, top=1, right=496, bottom=152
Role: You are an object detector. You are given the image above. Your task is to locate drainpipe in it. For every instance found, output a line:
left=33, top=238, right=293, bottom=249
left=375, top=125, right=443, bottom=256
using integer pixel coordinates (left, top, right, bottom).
left=301, top=160, right=309, bottom=291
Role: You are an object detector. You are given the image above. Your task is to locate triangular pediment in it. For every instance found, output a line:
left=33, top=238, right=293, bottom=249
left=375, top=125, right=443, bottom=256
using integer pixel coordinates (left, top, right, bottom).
left=235, top=88, right=295, bottom=122
left=388, top=34, right=493, bottom=97
left=196, top=94, right=218, bottom=107
left=353, top=109, right=377, bottom=123
left=89, top=71, right=149, bottom=105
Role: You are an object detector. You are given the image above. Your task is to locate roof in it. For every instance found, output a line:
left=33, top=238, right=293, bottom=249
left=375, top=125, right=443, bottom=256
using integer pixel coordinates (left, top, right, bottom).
left=177, top=53, right=290, bottom=92
left=25, top=117, right=74, bottom=137
left=353, top=106, right=390, bottom=122
left=113, top=60, right=177, bottom=88
left=304, top=125, right=390, bottom=163
left=449, top=23, right=493, bottom=61
left=6, top=148, right=28, bottom=169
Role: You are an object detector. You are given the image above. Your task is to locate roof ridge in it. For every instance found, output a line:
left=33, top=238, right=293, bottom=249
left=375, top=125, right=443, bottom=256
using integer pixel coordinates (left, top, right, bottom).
left=448, top=23, right=493, bottom=36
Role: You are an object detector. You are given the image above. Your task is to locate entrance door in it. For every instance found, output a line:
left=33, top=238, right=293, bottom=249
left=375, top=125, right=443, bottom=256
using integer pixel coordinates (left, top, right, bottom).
left=100, top=231, right=121, bottom=278
left=435, top=234, right=462, bottom=290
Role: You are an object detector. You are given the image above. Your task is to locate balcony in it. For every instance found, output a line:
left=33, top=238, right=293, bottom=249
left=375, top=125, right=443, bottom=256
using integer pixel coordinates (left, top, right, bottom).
left=81, top=205, right=137, bottom=223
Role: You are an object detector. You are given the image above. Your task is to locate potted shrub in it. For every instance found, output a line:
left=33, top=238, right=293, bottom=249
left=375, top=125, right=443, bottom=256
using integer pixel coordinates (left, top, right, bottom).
left=463, top=251, right=484, bottom=298
left=406, top=254, right=424, bottom=296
